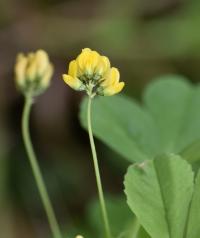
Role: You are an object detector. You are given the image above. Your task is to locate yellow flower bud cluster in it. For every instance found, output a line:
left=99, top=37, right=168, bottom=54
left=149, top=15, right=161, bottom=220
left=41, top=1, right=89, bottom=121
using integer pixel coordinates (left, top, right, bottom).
left=15, top=49, right=54, bottom=96
left=63, top=48, right=125, bottom=96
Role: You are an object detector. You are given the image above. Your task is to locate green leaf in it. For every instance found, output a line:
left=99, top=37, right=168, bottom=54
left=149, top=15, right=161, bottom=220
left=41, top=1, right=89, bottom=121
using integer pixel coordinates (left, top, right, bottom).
left=124, top=154, right=194, bottom=238
left=80, top=76, right=200, bottom=163
left=80, top=95, right=159, bottom=162
left=144, top=76, right=200, bottom=154
left=137, top=227, right=151, bottom=238
left=143, top=76, right=192, bottom=153
left=177, top=85, right=200, bottom=151
left=180, top=139, right=200, bottom=163
left=185, top=170, right=200, bottom=238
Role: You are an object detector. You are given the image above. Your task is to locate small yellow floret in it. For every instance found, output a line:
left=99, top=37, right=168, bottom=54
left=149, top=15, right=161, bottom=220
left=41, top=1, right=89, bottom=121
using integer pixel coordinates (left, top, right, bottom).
left=62, top=74, right=83, bottom=90
left=68, top=60, right=78, bottom=78
left=103, top=81, right=125, bottom=96
left=101, top=67, right=125, bottom=96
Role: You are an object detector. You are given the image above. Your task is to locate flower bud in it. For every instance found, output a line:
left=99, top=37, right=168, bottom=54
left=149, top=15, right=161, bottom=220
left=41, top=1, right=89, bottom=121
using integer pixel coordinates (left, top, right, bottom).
left=15, top=49, right=54, bottom=96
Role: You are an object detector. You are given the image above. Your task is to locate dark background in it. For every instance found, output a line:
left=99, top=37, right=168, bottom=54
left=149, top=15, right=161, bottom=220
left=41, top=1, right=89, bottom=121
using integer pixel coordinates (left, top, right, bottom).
left=0, top=0, right=200, bottom=237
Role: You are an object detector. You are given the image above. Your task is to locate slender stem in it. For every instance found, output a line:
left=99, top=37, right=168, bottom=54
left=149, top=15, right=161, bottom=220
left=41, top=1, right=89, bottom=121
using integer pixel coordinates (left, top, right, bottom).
left=87, top=96, right=112, bottom=238
left=22, top=95, right=62, bottom=238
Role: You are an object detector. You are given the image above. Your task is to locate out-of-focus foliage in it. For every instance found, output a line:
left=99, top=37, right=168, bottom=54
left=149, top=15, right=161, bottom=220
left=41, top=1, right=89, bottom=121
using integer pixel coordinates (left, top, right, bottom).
left=94, top=0, right=200, bottom=59
left=87, top=196, right=134, bottom=237
left=80, top=77, right=200, bottom=163
left=66, top=195, right=150, bottom=238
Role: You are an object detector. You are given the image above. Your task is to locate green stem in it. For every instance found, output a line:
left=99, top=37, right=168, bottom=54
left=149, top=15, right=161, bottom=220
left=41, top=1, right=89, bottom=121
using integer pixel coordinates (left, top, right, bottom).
left=87, top=96, right=112, bottom=238
left=22, top=95, right=62, bottom=238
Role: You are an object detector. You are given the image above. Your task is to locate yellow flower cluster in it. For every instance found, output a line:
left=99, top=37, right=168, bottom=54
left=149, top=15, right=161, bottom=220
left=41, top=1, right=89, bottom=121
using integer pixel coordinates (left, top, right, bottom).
left=63, top=48, right=124, bottom=96
left=15, top=49, right=54, bottom=96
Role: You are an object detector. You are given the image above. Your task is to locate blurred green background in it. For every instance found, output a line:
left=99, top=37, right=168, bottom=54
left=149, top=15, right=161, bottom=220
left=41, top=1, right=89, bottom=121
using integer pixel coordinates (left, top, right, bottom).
left=0, top=0, right=200, bottom=237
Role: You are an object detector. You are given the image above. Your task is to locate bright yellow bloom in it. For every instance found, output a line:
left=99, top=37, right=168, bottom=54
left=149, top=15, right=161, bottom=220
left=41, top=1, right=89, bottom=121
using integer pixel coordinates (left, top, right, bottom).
left=75, top=236, right=84, bottom=238
left=15, top=49, right=54, bottom=96
left=62, top=48, right=124, bottom=96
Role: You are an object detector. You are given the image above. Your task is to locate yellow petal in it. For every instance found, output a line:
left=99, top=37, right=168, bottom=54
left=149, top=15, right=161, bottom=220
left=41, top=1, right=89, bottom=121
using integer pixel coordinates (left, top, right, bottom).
left=76, top=49, right=91, bottom=70
left=101, top=56, right=110, bottom=68
left=82, top=48, right=91, bottom=53
left=101, top=67, right=120, bottom=87
left=77, top=48, right=100, bottom=74
left=35, top=49, right=49, bottom=76
left=40, top=63, right=54, bottom=88
left=27, top=52, right=34, bottom=62
left=68, top=60, right=78, bottom=77
left=15, top=53, right=28, bottom=86
left=26, top=59, right=37, bottom=81
left=86, top=51, right=100, bottom=73
left=114, top=82, right=125, bottom=93
left=62, top=74, right=83, bottom=90
left=95, top=56, right=110, bottom=76
left=103, top=82, right=125, bottom=96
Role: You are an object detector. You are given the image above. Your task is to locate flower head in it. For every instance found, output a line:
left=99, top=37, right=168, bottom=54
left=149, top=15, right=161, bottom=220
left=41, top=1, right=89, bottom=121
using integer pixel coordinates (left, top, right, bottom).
left=63, top=48, right=124, bottom=97
left=15, top=49, right=54, bottom=96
